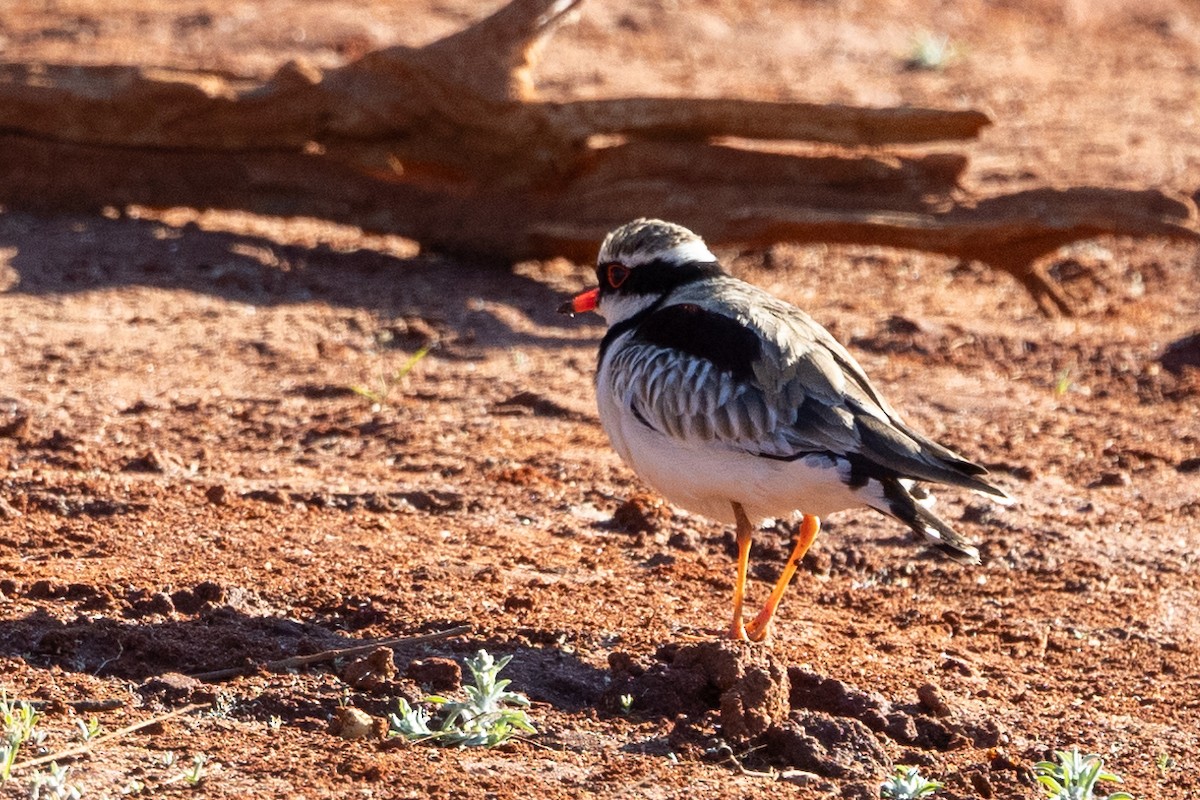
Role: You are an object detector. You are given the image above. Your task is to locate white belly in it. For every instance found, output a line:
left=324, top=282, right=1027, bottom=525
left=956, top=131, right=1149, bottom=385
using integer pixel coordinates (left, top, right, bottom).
left=596, top=365, right=862, bottom=524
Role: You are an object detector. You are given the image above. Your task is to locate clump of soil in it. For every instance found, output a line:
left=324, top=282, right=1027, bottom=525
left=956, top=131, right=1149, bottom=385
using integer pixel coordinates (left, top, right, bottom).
left=404, top=657, right=462, bottom=692
left=340, top=647, right=397, bottom=691
left=611, top=492, right=673, bottom=536
left=606, top=643, right=1014, bottom=782
left=607, top=641, right=790, bottom=742
left=762, top=710, right=890, bottom=780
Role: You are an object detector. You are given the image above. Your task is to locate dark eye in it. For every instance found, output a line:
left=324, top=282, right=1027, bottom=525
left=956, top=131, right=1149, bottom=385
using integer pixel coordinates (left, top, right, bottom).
left=606, top=264, right=631, bottom=288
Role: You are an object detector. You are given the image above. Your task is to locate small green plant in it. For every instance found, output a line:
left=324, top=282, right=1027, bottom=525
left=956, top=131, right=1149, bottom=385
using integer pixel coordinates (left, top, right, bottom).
left=73, top=716, right=101, bottom=743
left=618, top=694, right=634, bottom=715
left=182, top=754, right=206, bottom=786
left=26, top=762, right=81, bottom=800
left=904, top=31, right=956, bottom=71
left=389, top=650, right=536, bottom=747
left=1054, top=367, right=1074, bottom=396
left=881, top=765, right=943, bottom=799
left=1033, top=749, right=1133, bottom=800
left=390, top=698, right=434, bottom=739
left=2, top=692, right=42, bottom=782
left=159, top=752, right=207, bottom=789
left=1154, top=752, right=1175, bottom=774
left=119, top=779, right=146, bottom=796
left=351, top=344, right=431, bottom=407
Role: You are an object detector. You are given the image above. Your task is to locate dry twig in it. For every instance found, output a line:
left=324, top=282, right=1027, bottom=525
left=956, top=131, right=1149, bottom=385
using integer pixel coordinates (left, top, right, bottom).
left=188, top=624, right=471, bottom=682
left=10, top=703, right=210, bottom=774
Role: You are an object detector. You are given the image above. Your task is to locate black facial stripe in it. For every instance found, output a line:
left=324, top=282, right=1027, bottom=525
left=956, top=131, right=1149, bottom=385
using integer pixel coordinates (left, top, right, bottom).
left=633, top=303, right=762, bottom=383
left=597, top=258, right=724, bottom=296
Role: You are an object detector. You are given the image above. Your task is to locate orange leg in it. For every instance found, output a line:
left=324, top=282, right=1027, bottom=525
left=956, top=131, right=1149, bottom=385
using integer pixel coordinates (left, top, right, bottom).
left=726, top=502, right=753, bottom=641
left=745, top=514, right=821, bottom=643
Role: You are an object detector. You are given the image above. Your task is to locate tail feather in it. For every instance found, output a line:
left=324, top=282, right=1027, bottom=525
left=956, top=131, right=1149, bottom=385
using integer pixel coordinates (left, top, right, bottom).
left=871, top=479, right=981, bottom=564
left=910, top=501, right=980, bottom=564
left=855, top=413, right=1016, bottom=507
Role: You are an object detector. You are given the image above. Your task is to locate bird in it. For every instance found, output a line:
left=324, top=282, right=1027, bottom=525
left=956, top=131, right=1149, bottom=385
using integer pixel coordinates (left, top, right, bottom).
left=558, top=218, right=1013, bottom=642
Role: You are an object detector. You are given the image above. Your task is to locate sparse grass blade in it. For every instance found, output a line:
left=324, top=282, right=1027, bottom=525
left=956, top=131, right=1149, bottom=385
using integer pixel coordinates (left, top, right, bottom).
left=904, top=31, right=957, bottom=71
left=350, top=344, right=432, bottom=408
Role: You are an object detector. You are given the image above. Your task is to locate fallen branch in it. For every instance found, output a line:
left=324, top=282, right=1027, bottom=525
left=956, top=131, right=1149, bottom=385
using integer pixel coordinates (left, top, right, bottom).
left=0, top=0, right=1195, bottom=315
left=188, top=624, right=471, bottom=682
left=0, top=0, right=985, bottom=182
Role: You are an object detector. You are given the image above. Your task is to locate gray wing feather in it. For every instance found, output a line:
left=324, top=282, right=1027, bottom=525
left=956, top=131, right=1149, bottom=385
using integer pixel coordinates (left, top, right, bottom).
left=607, top=277, right=1011, bottom=502
left=610, top=341, right=783, bottom=449
left=603, top=283, right=860, bottom=457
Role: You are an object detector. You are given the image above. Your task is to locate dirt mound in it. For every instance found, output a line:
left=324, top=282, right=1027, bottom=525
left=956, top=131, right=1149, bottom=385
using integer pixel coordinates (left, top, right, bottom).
left=605, top=642, right=1015, bottom=783
left=606, top=641, right=790, bottom=742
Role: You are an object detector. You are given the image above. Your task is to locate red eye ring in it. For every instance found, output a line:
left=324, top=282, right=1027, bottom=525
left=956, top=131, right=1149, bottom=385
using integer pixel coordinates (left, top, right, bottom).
left=606, top=263, right=631, bottom=288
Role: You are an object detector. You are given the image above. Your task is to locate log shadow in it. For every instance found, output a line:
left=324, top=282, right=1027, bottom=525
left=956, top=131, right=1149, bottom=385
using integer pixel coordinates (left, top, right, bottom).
left=0, top=209, right=590, bottom=350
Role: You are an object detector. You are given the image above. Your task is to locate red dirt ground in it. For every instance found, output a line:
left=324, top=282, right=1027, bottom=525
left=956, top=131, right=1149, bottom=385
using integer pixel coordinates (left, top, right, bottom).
left=1, top=1, right=1199, bottom=798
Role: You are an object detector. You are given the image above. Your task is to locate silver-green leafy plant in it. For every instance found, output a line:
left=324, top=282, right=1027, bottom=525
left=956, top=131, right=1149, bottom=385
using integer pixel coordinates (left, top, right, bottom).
left=881, top=765, right=943, bottom=799
left=1033, top=749, right=1133, bottom=800
left=389, top=650, right=536, bottom=747
left=2, top=692, right=43, bottom=782
left=27, top=762, right=81, bottom=800
left=390, top=698, right=433, bottom=740
left=182, top=754, right=206, bottom=786
left=3, top=696, right=80, bottom=798
left=73, top=717, right=101, bottom=743
left=119, top=778, right=145, bottom=796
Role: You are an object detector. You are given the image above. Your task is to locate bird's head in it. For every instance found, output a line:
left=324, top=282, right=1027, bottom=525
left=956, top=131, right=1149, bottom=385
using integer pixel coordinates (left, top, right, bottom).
left=558, top=219, right=723, bottom=325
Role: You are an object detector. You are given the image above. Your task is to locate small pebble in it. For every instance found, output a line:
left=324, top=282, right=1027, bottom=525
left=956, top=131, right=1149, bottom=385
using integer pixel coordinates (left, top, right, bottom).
left=917, top=682, right=953, bottom=718
left=330, top=707, right=379, bottom=740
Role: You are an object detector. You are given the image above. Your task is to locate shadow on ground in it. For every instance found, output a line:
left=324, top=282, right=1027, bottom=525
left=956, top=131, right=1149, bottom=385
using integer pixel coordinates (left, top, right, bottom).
left=0, top=210, right=588, bottom=351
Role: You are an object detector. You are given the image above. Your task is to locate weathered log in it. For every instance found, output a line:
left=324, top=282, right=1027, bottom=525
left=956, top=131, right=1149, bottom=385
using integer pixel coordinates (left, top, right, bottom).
left=3, top=132, right=1194, bottom=317
left=531, top=184, right=1200, bottom=316
left=0, top=0, right=1195, bottom=316
left=0, top=1, right=987, bottom=183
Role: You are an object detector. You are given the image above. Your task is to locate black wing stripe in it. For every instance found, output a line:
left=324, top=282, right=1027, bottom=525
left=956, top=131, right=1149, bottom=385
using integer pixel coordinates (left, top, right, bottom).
left=633, top=304, right=762, bottom=383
